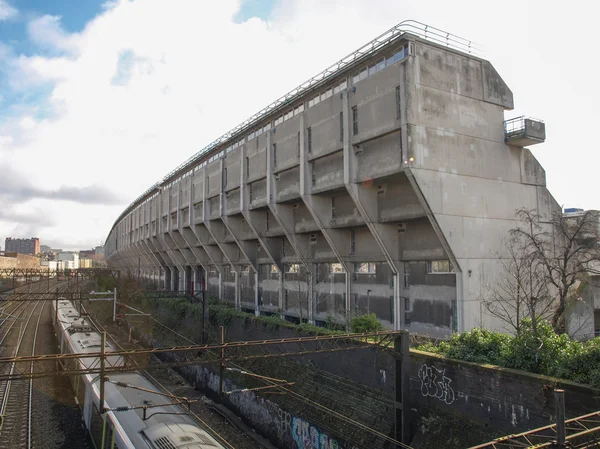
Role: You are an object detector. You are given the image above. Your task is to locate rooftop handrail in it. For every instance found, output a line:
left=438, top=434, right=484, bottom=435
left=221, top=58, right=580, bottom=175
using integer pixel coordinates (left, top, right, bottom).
left=106, top=20, right=483, bottom=240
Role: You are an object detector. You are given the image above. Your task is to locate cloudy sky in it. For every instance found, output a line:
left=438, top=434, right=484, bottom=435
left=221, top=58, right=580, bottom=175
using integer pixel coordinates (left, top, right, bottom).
left=0, top=0, right=597, bottom=251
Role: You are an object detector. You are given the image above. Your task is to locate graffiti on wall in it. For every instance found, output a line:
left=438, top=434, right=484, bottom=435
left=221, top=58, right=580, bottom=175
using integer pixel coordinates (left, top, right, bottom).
left=188, top=365, right=344, bottom=449
left=417, top=364, right=455, bottom=405
left=292, top=417, right=340, bottom=449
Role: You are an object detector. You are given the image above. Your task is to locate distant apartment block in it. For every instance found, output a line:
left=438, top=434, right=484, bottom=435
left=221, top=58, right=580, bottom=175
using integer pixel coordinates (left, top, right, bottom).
left=5, top=237, right=40, bottom=256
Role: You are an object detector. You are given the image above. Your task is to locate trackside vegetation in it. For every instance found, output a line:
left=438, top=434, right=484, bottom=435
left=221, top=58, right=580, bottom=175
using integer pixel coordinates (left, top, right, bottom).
left=416, top=319, right=600, bottom=388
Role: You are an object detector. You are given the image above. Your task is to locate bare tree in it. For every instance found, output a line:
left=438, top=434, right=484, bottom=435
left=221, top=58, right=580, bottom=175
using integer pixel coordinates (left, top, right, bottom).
left=511, top=208, right=600, bottom=334
left=482, top=234, right=553, bottom=335
left=283, top=263, right=345, bottom=325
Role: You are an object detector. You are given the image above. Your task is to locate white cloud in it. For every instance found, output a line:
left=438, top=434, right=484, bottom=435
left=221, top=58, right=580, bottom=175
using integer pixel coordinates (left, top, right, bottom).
left=27, top=15, right=80, bottom=54
left=0, top=0, right=17, bottom=21
left=0, top=0, right=599, bottom=250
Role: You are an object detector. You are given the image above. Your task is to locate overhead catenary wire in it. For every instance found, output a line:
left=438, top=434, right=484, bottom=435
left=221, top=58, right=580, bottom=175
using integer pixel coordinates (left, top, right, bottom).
left=144, top=310, right=414, bottom=449
left=81, top=303, right=238, bottom=449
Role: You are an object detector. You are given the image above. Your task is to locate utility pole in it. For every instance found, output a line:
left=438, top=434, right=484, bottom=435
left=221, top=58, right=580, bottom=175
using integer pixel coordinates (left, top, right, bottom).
left=100, top=331, right=106, bottom=413
left=555, top=389, right=566, bottom=447
left=113, top=288, right=117, bottom=322
left=394, top=332, right=410, bottom=445
left=219, top=326, right=225, bottom=395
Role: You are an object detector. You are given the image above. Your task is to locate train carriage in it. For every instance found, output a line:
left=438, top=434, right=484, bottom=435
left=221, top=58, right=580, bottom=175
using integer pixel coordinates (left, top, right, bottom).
left=52, top=299, right=223, bottom=449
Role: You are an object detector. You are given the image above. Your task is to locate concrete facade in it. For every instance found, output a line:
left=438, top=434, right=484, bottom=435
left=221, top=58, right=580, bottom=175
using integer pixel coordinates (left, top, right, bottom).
left=105, top=22, right=556, bottom=336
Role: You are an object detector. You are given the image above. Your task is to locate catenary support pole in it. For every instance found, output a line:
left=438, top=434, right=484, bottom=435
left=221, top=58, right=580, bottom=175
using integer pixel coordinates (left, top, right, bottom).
left=219, top=326, right=225, bottom=395
left=100, top=331, right=106, bottom=413
left=555, top=389, right=566, bottom=447
left=394, top=332, right=410, bottom=444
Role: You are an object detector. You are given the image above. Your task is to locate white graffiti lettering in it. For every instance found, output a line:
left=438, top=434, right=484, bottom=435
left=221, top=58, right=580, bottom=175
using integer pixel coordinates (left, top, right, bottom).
left=417, top=364, right=455, bottom=405
left=292, top=417, right=340, bottom=449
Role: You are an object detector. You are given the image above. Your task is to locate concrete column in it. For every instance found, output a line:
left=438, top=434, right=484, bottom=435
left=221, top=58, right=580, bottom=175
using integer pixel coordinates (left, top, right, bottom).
left=234, top=269, right=240, bottom=310
left=219, top=158, right=258, bottom=271
left=341, top=89, right=404, bottom=329
left=240, top=143, right=282, bottom=272
left=218, top=270, right=223, bottom=301
left=266, top=128, right=312, bottom=270
left=298, top=113, right=350, bottom=325
left=278, top=271, right=285, bottom=319
left=254, top=271, right=260, bottom=316
left=201, top=166, right=236, bottom=269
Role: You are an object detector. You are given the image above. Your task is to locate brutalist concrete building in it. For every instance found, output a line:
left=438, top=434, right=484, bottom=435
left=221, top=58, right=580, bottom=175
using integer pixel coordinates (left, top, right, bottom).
left=105, top=21, right=553, bottom=336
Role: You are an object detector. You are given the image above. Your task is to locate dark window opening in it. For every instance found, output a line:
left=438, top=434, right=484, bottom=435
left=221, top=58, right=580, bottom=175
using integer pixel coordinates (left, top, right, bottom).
left=352, top=106, right=358, bottom=135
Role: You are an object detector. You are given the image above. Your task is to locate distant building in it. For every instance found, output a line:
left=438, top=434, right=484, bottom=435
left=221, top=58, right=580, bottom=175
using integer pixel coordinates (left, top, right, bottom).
left=79, top=258, right=93, bottom=269
left=79, top=250, right=95, bottom=259
left=5, top=237, right=40, bottom=256
left=57, top=252, right=79, bottom=269
left=563, top=208, right=600, bottom=339
left=40, top=245, right=51, bottom=253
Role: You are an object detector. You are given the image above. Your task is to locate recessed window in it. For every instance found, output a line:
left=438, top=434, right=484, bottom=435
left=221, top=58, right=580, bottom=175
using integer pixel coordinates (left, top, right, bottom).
left=307, top=127, right=312, bottom=153
left=352, top=106, right=358, bottom=135
left=396, top=86, right=401, bottom=120
left=428, top=260, right=455, bottom=274
left=273, top=143, right=277, bottom=167
left=286, top=263, right=300, bottom=273
left=354, top=262, right=376, bottom=274
left=350, top=229, right=355, bottom=255
left=330, top=263, right=344, bottom=273
left=331, top=196, right=336, bottom=220
left=339, top=112, right=344, bottom=142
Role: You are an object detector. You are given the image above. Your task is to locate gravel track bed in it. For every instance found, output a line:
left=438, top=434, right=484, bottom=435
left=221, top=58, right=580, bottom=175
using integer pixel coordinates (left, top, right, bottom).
left=0, top=282, right=93, bottom=449
left=100, top=320, right=262, bottom=449
left=30, top=302, right=94, bottom=449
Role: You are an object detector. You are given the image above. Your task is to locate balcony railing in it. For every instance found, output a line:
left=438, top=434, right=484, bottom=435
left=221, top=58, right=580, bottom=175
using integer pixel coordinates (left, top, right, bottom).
left=504, top=116, right=546, bottom=146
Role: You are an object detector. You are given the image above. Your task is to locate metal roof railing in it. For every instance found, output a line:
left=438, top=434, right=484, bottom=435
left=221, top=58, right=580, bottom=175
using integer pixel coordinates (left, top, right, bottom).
left=504, top=116, right=545, bottom=135
left=106, top=20, right=483, bottom=239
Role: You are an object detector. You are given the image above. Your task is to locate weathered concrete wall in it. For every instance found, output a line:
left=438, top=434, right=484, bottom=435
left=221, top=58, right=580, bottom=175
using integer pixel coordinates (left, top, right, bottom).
left=0, top=253, right=41, bottom=269
left=410, top=349, right=600, bottom=432
left=123, top=304, right=600, bottom=448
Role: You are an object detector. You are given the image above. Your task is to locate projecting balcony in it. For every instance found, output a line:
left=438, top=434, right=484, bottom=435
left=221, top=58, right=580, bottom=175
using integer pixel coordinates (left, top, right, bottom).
left=504, top=116, right=545, bottom=146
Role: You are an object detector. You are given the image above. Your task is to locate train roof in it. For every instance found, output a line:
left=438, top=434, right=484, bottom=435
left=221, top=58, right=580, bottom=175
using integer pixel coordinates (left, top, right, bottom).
left=102, top=372, right=221, bottom=448
left=54, top=299, right=223, bottom=449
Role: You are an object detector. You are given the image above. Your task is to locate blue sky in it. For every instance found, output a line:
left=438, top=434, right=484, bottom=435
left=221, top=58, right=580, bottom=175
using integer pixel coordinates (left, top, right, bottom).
left=0, top=0, right=598, bottom=250
left=0, top=0, right=103, bottom=50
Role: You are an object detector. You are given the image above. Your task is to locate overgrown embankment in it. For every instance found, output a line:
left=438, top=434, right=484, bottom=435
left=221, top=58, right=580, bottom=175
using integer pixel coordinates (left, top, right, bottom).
left=416, top=320, right=600, bottom=388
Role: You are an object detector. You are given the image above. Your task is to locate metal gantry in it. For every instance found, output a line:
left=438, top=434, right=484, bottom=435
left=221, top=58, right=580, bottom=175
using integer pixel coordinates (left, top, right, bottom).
left=0, top=330, right=402, bottom=382
left=0, top=268, right=119, bottom=279
left=469, top=393, right=600, bottom=449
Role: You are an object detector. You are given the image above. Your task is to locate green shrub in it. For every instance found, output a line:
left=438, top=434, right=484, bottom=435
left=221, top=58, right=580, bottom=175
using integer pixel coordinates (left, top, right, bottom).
left=416, top=319, right=600, bottom=388
left=350, top=313, right=384, bottom=333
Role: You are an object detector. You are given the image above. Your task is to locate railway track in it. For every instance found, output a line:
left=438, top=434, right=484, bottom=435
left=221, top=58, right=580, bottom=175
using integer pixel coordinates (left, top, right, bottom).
left=0, top=281, right=66, bottom=449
